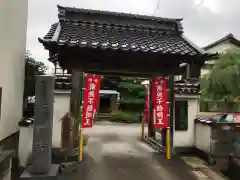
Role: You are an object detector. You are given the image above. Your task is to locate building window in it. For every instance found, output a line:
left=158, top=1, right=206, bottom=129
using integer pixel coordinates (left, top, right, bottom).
left=175, top=100, right=188, bottom=131
left=174, top=75, right=182, bottom=81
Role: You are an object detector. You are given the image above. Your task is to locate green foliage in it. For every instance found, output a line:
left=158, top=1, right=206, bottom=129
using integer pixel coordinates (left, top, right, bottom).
left=119, top=99, right=145, bottom=112
left=110, top=110, right=141, bottom=123
left=200, top=51, right=240, bottom=111
left=24, top=51, right=47, bottom=98
left=116, top=77, right=146, bottom=112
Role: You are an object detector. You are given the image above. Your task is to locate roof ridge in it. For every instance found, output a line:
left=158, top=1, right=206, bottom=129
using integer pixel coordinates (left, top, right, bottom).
left=203, top=33, right=240, bottom=50
left=43, top=22, right=59, bottom=40
left=60, top=19, right=179, bottom=33
left=181, top=35, right=205, bottom=55
left=57, top=4, right=183, bottom=23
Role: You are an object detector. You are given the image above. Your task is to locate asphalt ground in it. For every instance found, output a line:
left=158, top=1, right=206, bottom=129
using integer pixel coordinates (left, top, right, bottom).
left=60, top=122, right=197, bottom=180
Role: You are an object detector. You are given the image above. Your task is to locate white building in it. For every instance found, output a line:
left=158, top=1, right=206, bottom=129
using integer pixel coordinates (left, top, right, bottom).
left=201, top=33, right=240, bottom=76
left=0, top=0, right=28, bottom=179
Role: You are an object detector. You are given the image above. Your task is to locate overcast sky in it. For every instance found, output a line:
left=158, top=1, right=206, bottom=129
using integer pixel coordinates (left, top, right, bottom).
left=27, top=0, right=240, bottom=70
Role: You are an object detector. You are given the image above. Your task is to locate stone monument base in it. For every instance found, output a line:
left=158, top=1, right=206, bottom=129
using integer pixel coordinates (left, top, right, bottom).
left=20, top=164, right=59, bottom=180
left=52, top=148, right=79, bottom=163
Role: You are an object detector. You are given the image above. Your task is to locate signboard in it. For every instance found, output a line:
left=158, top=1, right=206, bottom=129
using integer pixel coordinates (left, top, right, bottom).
left=82, top=74, right=102, bottom=128
left=152, top=78, right=168, bottom=128
left=144, top=85, right=149, bottom=122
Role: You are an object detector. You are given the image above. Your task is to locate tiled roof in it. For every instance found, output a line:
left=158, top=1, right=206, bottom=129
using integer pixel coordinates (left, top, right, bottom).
left=39, top=5, right=211, bottom=58
left=43, top=23, right=59, bottom=40
left=41, top=21, right=200, bottom=56
left=174, top=78, right=200, bottom=94
left=195, top=117, right=213, bottom=125
left=57, top=5, right=183, bottom=23
left=203, top=33, right=240, bottom=50
left=175, top=78, right=200, bottom=86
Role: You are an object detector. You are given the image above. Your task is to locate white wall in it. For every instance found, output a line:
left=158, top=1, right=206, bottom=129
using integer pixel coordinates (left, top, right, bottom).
left=206, top=42, right=240, bottom=54
left=201, top=41, right=240, bottom=76
left=173, top=94, right=199, bottom=148
left=0, top=0, right=28, bottom=141
left=52, top=91, right=70, bottom=148
left=195, top=122, right=211, bottom=153
left=18, top=125, right=33, bottom=167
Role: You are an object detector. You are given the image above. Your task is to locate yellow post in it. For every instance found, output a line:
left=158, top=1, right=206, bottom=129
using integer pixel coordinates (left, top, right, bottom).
left=141, top=119, right=145, bottom=140
left=79, top=128, right=83, bottom=161
left=166, top=126, right=171, bottom=160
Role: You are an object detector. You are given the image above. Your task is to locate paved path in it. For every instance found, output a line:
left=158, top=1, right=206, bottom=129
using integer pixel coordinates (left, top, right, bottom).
left=61, top=122, right=197, bottom=180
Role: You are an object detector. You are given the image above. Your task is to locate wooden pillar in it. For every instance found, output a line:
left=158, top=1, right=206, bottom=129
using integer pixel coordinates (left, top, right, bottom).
left=71, top=71, right=84, bottom=149
left=61, top=70, right=82, bottom=156
left=148, top=79, right=155, bottom=138
left=169, top=75, right=175, bottom=154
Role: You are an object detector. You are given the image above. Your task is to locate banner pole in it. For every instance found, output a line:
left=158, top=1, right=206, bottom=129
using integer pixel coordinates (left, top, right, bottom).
left=166, top=126, right=171, bottom=160
left=141, top=118, right=145, bottom=140
left=78, top=73, right=85, bottom=161
left=143, top=85, right=148, bottom=140
left=79, top=127, right=83, bottom=161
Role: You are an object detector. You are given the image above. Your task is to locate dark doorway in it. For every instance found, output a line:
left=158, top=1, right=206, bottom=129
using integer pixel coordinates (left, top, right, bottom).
left=99, top=97, right=111, bottom=113
left=175, top=101, right=188, bottom=131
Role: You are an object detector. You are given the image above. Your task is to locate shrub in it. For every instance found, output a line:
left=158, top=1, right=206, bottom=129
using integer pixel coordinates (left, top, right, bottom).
left=119, top=99, right=145, bottom=112
left=110, top=110, right=141, bottom=123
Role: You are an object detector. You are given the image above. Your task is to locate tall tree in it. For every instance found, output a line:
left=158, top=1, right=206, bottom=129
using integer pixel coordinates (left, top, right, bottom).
left=200, top=51, right=240, bottom=111
left=24, top=51, right=47, bottom=99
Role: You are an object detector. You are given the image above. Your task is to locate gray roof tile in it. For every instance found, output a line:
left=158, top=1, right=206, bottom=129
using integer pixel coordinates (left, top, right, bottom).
left=42, top=21, right=198, bottom=56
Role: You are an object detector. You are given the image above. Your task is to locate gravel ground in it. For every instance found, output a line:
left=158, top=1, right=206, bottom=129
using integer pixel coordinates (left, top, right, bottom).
left=60, top=122, right=197, bottom=180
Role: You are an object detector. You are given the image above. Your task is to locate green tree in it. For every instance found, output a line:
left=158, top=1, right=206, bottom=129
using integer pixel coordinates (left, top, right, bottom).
left=116, top=77, right=147, bottom=112
left=200, top=51, right=240, bottom=111
left=24, top=51, right=47, bottom=99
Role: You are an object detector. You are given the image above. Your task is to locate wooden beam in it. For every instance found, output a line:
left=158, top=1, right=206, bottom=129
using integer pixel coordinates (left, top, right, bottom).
left=148, top=79, right=155, bottom=138
left=55, top=47, right=185, bottom=76
left=59, top=57, right=180, bottom=78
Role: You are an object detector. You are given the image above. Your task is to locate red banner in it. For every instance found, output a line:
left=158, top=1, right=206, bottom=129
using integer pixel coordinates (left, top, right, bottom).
left=82, top=74, right=102, bottom=128
left=152, top=78, right=168, bottom=128
left=144, top=85, right=149, bottom=121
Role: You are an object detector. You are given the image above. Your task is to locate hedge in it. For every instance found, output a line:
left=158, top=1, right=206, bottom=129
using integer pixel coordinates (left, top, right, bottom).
left=119, top=100, right=145, bottom=112
left=110, top=110, right=142, bottom=123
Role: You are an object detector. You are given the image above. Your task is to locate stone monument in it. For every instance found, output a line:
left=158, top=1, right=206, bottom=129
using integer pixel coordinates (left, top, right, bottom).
left=21, top=75, right=59, bottom=180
